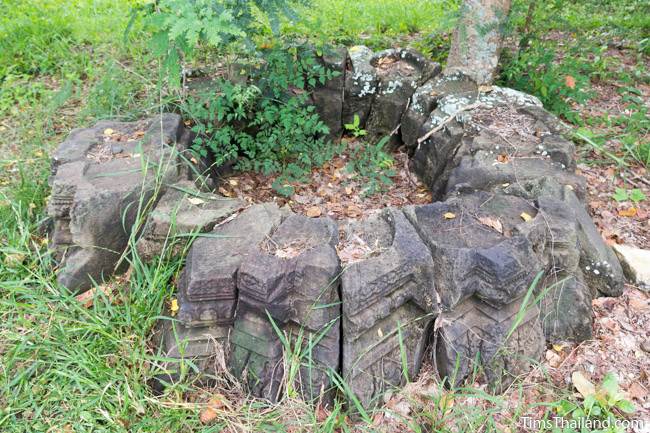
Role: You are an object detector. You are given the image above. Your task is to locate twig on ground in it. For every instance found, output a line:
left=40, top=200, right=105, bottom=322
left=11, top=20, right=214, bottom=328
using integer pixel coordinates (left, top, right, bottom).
left=417, top=102, right=483, bottom=147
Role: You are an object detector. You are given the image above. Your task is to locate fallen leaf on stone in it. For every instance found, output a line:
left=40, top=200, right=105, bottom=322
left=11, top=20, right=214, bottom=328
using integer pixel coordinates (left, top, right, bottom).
left=478, top=216, right=503, bottom=234
left=103, top=128, right=114, bottom=136
left=572, top=371, right=596, bottom=398
left=496, top=154, right=509, bottom=163
left=618, top=207, right=637, bottom=217
left=520, top=212, right=533, bottom=222
left=187, top=197, right=206, bottom=206
left=306, top=206, right=322, bottom=218
left=444, top=212, right=456, bottom=219
left=199, top=394, right=227, bottom=424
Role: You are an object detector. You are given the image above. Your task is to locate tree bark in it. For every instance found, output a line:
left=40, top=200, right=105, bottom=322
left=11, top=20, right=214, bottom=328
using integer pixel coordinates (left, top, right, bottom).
left=445, top=0, right=512, bottom=85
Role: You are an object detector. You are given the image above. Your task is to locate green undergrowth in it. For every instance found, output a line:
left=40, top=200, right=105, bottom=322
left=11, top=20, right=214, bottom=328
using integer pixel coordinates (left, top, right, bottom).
left=500, top=0, right=649, bottom=167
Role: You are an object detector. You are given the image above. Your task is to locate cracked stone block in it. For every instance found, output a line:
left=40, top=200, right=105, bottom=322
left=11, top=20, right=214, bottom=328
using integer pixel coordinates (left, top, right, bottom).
left=340, top=208, right=437, bottom=408
left=532, top=196, right=593, bottom=342
left=342, top=45, right=378, bottom=128
left=558, top=186, right=624, bottom=297
left=311, top=46, right=347, bottom=142
left=47, top=113, right=191, bottom=292
left=230, top=214, right=341, bottom=403
left=136, top=180, right=245, bottom=262
left=155, top=203, right=288, bottom=390
left=152, top=318, right=230, bottom=391
left=435, top=295, right=545, bottom=391
left=401, top=72, right=477, bottom=151
left=411, top=87, right=580, bottom=199
left=365, top=49, right=441, bottom=148
left=404, top=192, right=543, bottom=310
left=176, top=203, right=288, bottom=327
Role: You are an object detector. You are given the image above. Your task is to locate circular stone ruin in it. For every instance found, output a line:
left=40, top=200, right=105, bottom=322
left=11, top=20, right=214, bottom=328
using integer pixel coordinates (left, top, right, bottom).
left=46, top=46, right=625, bottom=410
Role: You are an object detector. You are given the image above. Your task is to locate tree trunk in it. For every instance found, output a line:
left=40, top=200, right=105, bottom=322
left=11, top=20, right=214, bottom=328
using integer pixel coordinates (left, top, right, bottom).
left=445, top=0, right=512, bottom=85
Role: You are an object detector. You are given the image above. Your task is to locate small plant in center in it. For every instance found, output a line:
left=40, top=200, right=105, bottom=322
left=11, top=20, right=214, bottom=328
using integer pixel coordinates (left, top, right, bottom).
left=182, top=44, right=342, bottom=196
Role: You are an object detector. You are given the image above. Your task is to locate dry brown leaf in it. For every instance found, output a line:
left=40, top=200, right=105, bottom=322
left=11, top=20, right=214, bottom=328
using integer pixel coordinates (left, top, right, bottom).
left=199, top=394, right=227, bottom=424
left=345, top=205, right=362, bottom=218
left=618, top=207, right=638, bottom=217
left=3, top=252, right=25, bottom=267
left=306, top=206, right=322, bottom=218
left=565, top=75, right=576, bottom=89
left=545, top=349, right=562, bottom=368
left=75, top=285, right=112, bottom=308
left=628, top=382, right=648, bottom=401
left=371, top=412, right=385, bottom=426
left=314, top=404, right=329, bottom=423
left=478, top=216, right=503, bottom=234
left=218, top=187, right=233, bottom=197
left=600, top=317, right=619, bottom=331
left=572, top=371, right=596, bottom=398
left=443, top=212, right=456, bottom=219
left=496, top=154, right=509, bottom=163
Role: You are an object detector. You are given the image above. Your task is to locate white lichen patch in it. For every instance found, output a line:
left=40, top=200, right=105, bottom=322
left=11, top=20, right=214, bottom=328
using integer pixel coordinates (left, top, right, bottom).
left=382, top=80, right=404, bottom=95
left=480, top=86, right=543, bottom=108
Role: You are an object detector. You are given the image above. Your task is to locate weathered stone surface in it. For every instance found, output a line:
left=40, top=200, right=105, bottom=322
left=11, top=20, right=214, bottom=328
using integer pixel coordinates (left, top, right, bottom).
left=401, top=72, right=477, bottom=151
left=435, top=295, right=544, bottom=391
left=365, top=49, right=441, bottom=148
left=311, top=46, right=347, bottom=142
left=153, top=318, right=230, bottom=390
left=411, top=86, right=582, bottom=199
left=176, top=203, right=288, bottom=327
left=535, top=184, right=624, bottom=299
left=342, top=45, right=378, bottom=128
left=340, top=208, right=437, bottom=408
left=532, top=195, right=593, bottom=342
left=613, top=244, right=650, bottom=290
left=405, top=193, right=552, bottom=386
left=231, top=214, right=341, bottom=403
left=404, top=192, right=543, bottom=310
left=136, top=180, right=245, bottom=262
left=47, top=114, right=190, bottom=292
left=154, top=203, right=288, bottom=392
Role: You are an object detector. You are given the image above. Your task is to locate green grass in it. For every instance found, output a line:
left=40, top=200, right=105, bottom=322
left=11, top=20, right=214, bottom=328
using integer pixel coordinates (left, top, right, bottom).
left=284, top=0, right=459, bottom=48
left=0, top=0, right=647, bottom=431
